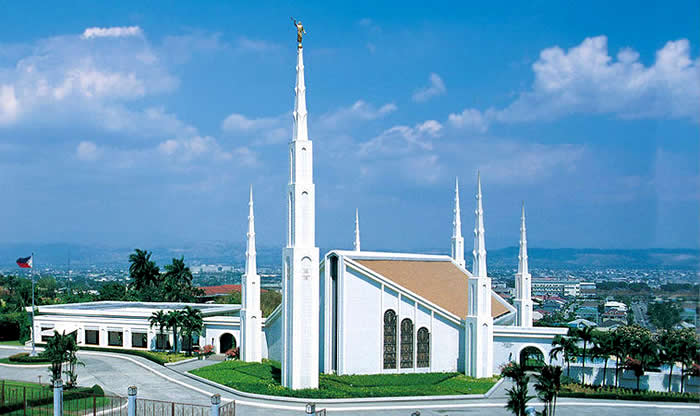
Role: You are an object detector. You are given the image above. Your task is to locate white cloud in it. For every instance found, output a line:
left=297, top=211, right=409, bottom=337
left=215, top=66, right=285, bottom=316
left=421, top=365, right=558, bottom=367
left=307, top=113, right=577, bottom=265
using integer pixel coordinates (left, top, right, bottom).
left=359, top=119, right=442, bottom=156
left=76, top=141, right=101, bottom=161
left=0, top=85, right=19, bottom=125
left=412, top=73, right=446, bottom=102
left=82, top=26, right=143, bottom=39
left=236, top=37, right=280, bottom=52
left=222, top=113, right=281, bottom=131
left=320, top=100, right=397, bottom=128
left=449, top=36, right=700, bottom=131
left=158, top=135, right=235, bottom=162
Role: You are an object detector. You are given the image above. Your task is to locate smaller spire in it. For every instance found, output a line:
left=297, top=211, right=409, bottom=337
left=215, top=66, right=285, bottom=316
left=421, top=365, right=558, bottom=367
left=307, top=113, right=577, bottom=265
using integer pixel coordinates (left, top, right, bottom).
left=245, top=185, right=257, bottom=277
left=354, top=208, right=361, bottom=251
left=451, top=177, right=465, bottom=268
left=517, top=201, right=528, bottom=276
left=472, top=171, right=487, bottom=277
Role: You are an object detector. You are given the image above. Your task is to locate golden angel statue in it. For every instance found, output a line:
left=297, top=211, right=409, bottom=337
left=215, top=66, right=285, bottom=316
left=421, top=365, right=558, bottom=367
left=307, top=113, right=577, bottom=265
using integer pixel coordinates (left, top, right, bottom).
left=291, top=17, right=306, bottom=47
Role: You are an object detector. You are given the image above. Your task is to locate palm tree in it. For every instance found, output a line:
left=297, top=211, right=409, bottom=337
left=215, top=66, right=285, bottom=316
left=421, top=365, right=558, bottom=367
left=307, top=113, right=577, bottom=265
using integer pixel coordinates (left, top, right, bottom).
left=675, top=328, right=699, bottom=393
left=180, top=306, right=204, bottom=356
left=128, top=249, right=160, bottom=291
left=149, top=310, right=169, bottom=351
left=534, top=365, right=563, bottom=416
left=657, top=329, right=681, bottom=392
left=44, top=330, right=79, bottom=384
left=576, top=326, right=595, bottom=384
left=591, top=331, right=614, bottom=387
left=610, top=329, right=628, bottom=388
left=505, top=375, right=533, bottom=416
left=166, top=310, right=183, bottom=353
left=163, top=257, right=195, bottom=302
left=550, top=335, right=577, bottom=378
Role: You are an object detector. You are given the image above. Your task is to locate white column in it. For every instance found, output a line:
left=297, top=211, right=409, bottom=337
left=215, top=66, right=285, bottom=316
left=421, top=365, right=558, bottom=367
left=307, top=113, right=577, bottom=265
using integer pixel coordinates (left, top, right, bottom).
left=53, top=380, right=63, bottom=416
left=241, top=186, right=263, bottom=362
left=464, top=172, right=493, bottom=378
left=514, top=203, right=533, bottom=328
left=127, top=386, right=137, bottom=416
left=282, top=44, right=320, bottom=390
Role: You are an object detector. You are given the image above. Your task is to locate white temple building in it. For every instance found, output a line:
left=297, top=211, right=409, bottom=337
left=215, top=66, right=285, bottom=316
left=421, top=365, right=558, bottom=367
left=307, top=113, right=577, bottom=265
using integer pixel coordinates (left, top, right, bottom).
left=30, top=35, right=568, bottom=389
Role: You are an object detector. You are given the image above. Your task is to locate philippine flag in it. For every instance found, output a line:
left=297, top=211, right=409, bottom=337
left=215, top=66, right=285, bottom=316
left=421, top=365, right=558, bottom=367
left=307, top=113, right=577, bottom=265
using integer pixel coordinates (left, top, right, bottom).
left=16, top=255, right=33, bottom=268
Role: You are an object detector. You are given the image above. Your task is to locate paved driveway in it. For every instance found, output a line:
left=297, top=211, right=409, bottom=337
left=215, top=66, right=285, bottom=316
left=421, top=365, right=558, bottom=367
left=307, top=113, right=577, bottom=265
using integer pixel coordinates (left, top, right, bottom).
left=1, top=346, right=698, bottom=415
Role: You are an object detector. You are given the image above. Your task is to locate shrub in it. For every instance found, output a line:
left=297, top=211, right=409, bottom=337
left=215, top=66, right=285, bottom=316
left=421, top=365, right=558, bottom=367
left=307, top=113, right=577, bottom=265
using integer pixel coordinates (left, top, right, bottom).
left=560, top=383, right=700, bottom=403
left=8, top=352, right=51, bottom=363
left=225, top=347, right=239, bottom=360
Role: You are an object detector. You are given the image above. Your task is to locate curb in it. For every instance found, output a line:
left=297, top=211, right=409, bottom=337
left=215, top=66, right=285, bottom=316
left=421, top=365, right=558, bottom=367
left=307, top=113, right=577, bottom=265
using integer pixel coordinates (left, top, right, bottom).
left=165, top=357, right=199, bottom=367
left=0, top=362, right=50, bottom=368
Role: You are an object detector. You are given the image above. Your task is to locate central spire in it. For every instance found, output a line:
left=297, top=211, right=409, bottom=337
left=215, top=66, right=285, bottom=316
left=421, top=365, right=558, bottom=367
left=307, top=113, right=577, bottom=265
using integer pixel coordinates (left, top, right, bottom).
left=451, top=177, right=465, bottom=268
left=354, top=208, right=361, bottom=251
left=472, top=172, right=487, bottom=277
left=293, top=46, right=308, bottom=143
left=245, top=185, right=257, bottom=276
left=241, top=185, right=262, bottom=362
left=517, top=202, right=528, bottom=276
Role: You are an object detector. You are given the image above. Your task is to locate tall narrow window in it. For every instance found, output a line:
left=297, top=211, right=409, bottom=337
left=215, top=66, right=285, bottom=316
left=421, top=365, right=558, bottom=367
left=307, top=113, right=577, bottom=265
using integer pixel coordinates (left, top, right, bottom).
left=417, top=327, right=430, bottom=368
left=383, top=310, right=397, bottom=369
left=400, top=318, right=414, bottom=368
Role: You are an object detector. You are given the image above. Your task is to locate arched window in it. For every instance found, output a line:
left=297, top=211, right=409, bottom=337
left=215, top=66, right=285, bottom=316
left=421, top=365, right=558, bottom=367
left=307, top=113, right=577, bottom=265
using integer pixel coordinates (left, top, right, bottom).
left=400, top=318, right=414, bottom=368
left=417, top=327, right=430, bottom=368
left=383, top=310, right=397, bottom=369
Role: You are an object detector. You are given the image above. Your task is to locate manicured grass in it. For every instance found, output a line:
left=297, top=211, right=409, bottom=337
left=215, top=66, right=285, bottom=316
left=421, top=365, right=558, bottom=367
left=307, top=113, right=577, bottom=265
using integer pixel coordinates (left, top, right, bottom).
left=191, top=360, right=498, bottom=398
left=560, top=383, right=700, bottom=403
left=0, top=380, right=112, bottom=415
left=141, top=350, right=192, bottom=363
left=0, top=357, right=50, bottom=365
left=0, top=340, right=25, bottom=346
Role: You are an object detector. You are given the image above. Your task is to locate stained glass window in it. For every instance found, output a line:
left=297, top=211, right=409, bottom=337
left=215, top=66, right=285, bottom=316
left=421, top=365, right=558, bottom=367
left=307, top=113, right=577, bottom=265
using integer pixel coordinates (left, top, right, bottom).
left=400, top=318, right=414, bottom=368
left=383, top=309, right=397, bottom=369
left=417, top=327, right=430, bottom=368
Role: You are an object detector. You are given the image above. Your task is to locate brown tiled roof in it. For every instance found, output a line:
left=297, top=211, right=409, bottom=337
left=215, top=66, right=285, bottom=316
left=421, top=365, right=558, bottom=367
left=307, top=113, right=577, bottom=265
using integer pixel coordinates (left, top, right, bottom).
left=353, top=259, right=510, bottom=319
left=198, top=284, right=268, bottom=296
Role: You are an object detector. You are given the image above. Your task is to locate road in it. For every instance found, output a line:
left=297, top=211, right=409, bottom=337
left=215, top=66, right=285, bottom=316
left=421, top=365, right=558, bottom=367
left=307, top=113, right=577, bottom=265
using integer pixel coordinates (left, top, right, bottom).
left=1, top=346, right=697, bottom=415
left=631, top=302, right=653, bottom=329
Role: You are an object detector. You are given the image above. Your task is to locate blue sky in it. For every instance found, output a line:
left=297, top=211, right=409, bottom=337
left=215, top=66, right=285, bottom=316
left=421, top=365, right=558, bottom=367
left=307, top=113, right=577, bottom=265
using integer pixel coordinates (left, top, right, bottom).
left=0, top=0, right=698, bottom=251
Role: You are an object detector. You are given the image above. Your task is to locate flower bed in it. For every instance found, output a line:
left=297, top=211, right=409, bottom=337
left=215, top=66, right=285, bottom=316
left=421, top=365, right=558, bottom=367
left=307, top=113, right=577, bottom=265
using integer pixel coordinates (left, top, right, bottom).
left=560, top=383, right=700, bottom=403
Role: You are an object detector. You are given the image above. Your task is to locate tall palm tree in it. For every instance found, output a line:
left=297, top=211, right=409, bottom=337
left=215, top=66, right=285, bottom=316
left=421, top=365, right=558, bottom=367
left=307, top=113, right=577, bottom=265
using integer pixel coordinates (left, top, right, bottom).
left=577, top=326, right=595, bottom=384
left=149, top=310, right=169, bottom=351
left=180, top=306, right=204, bottom=356
left=128, top=249, right=160, bottom=291
left=550, top=335, right=577, bottom=378
left=591, top=331, right=614, bottom=387
left=676, top=328, right=700, bottom=393
left=505, top=375, right=533, bottom=416
left=166, top=310, right=183, bottom=353
left=610, top=329, right=628, bottom=388
left=657, top=329, right=681, bottom=392
left=534, top=365, right=563, bottom=416
left=163, top=257, right=195, bottom=302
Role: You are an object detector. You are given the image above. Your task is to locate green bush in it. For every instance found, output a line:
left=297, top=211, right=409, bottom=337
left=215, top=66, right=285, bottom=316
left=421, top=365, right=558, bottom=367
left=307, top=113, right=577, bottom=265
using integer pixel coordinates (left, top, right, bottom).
left=560, top=383, right=700, bottom=403
left=7, top=352, right=51, bottom=364
left=76, top=346, right=167, bottom=365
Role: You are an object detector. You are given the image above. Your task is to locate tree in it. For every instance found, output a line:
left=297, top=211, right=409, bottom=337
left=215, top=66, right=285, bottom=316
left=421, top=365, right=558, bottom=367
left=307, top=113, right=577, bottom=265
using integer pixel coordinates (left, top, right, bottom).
left=657, top=329, right=681, bottom=392
left=647, top=301, right=682, bottom=330
left=591, top=331, right=614, bottom=387
left=617, top=325, right=659, bottom=390
left=675, top=328, right=700, bottom=393
left=149, top=310, right=169, bottom=351
left=162, top=257, right=201, bottom=302
left=98, top=282, right=127, bottom=301
left=505, top=375, right=534, bottom=416
left=128, top=249, right=161, bottom=291
left=43, top=330, right=80, bottom=386
left=575, top=327, right=595, bottom=384
left=180, top=306, right=204, bottom=356
left=534, top=365, right=563, bottom=416
left=550, top=335, right=577, bottom=378
left=166, top=310, right=183, bottom=353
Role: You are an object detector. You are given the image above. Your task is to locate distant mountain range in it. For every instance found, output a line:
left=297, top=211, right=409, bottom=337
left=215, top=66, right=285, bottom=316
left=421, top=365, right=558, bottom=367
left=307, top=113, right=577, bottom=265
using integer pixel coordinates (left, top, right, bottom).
left=0, top=242, right=697, bottom=270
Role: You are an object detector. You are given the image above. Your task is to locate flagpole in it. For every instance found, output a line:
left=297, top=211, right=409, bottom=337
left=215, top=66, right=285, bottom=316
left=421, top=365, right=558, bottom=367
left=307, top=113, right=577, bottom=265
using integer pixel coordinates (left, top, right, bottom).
left=30, top=252, right=36, bottom=357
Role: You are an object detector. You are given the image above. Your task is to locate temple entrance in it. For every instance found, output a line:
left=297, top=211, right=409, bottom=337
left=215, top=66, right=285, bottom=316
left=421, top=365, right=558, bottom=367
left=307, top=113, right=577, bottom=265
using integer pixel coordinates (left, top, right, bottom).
left=520, top=346, right=545, bottom=370
left=219, top=333, right=236, bottom=353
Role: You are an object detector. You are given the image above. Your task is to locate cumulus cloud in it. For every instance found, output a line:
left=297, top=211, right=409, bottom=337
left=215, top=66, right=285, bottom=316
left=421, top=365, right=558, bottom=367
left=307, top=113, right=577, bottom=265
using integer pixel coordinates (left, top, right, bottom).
left=412, top=73, right=446, bottom=102
left=76, top=141, right=101, bottom=161
left=449, top=36, right=700, bottom=131
left=158, top=135, right=240, bottom=163
left=0, top=85, right=19, bottom=124
left=359, top=119, right=443, bottom=156
left=320, top=100, right=397, bottom=129
left=82, top=26, right=143, bottom=39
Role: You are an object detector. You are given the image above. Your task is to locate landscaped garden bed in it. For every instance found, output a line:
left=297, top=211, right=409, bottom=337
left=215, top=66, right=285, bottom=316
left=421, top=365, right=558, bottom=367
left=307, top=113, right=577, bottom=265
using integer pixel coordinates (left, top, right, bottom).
left=560, top=383, right=700, bottom=403
left=0, top=352, right=51, bottom=365
left=190, top=359, right=498, bottom=398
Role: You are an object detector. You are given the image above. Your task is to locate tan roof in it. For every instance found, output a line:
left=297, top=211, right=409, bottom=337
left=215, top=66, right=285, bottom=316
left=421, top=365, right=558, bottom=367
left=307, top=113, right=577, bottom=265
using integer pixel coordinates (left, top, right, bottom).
left=353, top=259, right=510, bottom=319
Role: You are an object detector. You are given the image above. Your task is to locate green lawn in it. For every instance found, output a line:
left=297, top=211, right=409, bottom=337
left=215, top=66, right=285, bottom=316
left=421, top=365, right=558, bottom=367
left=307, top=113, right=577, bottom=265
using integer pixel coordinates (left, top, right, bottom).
left=1, top=380, right=113, bottom=415
left=140, top=351, right=192, bottom=363
left=190, top=360, right=498, bottom=398
left=0, top=340, right=25, bottom=346
left=0, top=357, right=50, bottom=365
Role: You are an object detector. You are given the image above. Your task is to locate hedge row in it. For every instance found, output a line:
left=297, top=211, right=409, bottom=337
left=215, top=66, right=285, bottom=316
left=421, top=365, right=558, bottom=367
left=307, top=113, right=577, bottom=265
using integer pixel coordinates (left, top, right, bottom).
left=8, top=352, right=51, bottom=364
left=560, top=384, right=700, bottom=403
left=75, top=346, right=168, bottom=365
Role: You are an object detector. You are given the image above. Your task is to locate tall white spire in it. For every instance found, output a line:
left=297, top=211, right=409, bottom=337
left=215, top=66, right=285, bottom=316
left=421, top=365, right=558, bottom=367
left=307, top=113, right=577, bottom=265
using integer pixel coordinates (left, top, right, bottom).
left=241, top=185, right=262, bottom=361
left=451, top=177, right=465, bottom=268
left=354, top=208, right=361, bottom=251
left=464, top=170, right=493, bottom=378
left=472, top=171, right=487, bottom=277
left=515, top=202, right=533, bottom=327
left=282, top=36, right=320, bottom=390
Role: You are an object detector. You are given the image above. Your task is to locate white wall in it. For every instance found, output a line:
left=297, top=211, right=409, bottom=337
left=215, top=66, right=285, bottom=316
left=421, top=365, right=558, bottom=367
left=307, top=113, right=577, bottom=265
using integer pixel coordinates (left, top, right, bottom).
left=565, top=363, right=700, bottom=394
left=33, top=315, right=158, bottom=350
left=203, top=323, right=240, bottom=354
left=263, top=310, right=282, bottom=362
left=492, top=326, right=569, bottom=373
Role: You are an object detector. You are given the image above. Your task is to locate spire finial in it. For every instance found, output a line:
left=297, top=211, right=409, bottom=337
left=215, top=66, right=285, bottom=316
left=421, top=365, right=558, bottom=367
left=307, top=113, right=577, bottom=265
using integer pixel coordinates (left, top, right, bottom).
left=518, top=201, right=528, bottom=276
left=472, top=171, right=487, bottom=277
left=292, top=40, right=308, bottom=142
left=354, top=208, right=361, bottom=251
left=451, top=177, right=465, bottom=268
left=245, top=185, right=257, bottom=276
